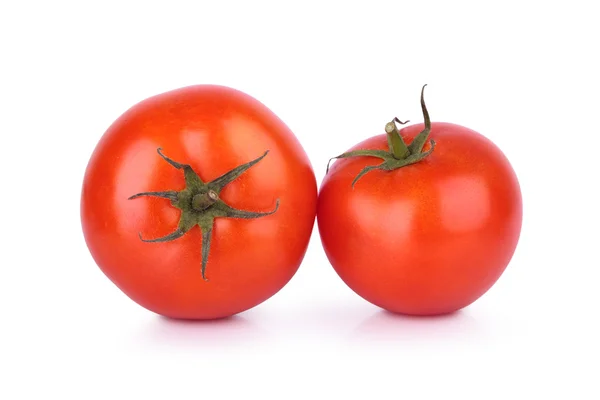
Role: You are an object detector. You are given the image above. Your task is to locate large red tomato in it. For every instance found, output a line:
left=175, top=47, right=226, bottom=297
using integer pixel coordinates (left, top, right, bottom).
left=81, top=85, right=317, bottom=320
left=317, top=86, right=522, bottom=315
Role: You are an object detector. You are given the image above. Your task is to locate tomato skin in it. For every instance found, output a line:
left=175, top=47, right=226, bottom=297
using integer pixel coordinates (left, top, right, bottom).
left=81, top=85, right=317, bottom=320
left=317, top=122, right=522, bottom=315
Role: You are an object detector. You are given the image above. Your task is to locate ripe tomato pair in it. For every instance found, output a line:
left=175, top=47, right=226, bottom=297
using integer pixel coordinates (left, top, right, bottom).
left=81, top=84, right=522, bottom=320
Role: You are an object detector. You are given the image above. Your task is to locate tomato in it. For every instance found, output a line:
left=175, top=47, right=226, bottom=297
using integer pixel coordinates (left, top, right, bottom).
left=81, top=85, right=317, bottom=320
left=317, top=86, right=522, bottom=315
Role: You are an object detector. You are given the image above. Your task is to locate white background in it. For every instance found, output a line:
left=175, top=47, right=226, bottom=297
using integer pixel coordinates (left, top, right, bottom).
left=2, top=1, right=599, bottom=398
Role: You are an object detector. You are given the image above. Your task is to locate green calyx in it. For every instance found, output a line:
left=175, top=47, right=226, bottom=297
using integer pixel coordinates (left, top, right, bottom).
left=326, top=84, right=436, bottom=188
left=128, top=148, right=279, bottom=281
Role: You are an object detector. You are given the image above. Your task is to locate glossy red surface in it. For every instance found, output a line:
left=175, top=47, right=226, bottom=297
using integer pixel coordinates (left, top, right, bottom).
left=81, top=85, right=317, bottom=319
left=317, top=122, right=522, bottom=315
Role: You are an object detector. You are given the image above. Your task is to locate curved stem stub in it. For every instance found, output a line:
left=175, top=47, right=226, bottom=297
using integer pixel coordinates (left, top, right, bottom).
left=326, top=84, right=436, bottom=187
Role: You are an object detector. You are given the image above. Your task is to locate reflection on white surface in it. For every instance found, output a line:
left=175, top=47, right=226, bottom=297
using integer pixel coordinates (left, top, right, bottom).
left=137, top=314, right=271, bottom=350
left=350, top=308, right=489, bottom=343
left=136, top=303, right=489, bottom=348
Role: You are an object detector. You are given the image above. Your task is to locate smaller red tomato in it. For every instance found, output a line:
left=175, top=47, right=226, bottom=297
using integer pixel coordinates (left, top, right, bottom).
left=317, top=85, right=522, bottom=315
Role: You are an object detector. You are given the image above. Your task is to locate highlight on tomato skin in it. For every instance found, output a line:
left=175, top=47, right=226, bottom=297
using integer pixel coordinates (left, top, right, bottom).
left=80, top=84, right=318, bottom=320
left=317, top=85, right=522, bottom=316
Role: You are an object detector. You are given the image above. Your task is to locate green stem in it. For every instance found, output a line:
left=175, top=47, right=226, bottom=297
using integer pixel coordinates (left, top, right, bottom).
left=192, top=190, right=219, bottom=211
left=385, top=120, right=410, bottom=159
left=325, top=84, right=437, bottom=188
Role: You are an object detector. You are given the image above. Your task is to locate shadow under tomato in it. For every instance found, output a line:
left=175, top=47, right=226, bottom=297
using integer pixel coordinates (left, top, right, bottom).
left=138, top=313, right=270, bottom=350
left=349, top=307, right=488, bottom=344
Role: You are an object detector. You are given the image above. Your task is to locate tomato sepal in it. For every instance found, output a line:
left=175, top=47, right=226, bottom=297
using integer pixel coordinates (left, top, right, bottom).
left=128, top=147, right=280, bottom=281
left=326, top=84, right=436, bottom=188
